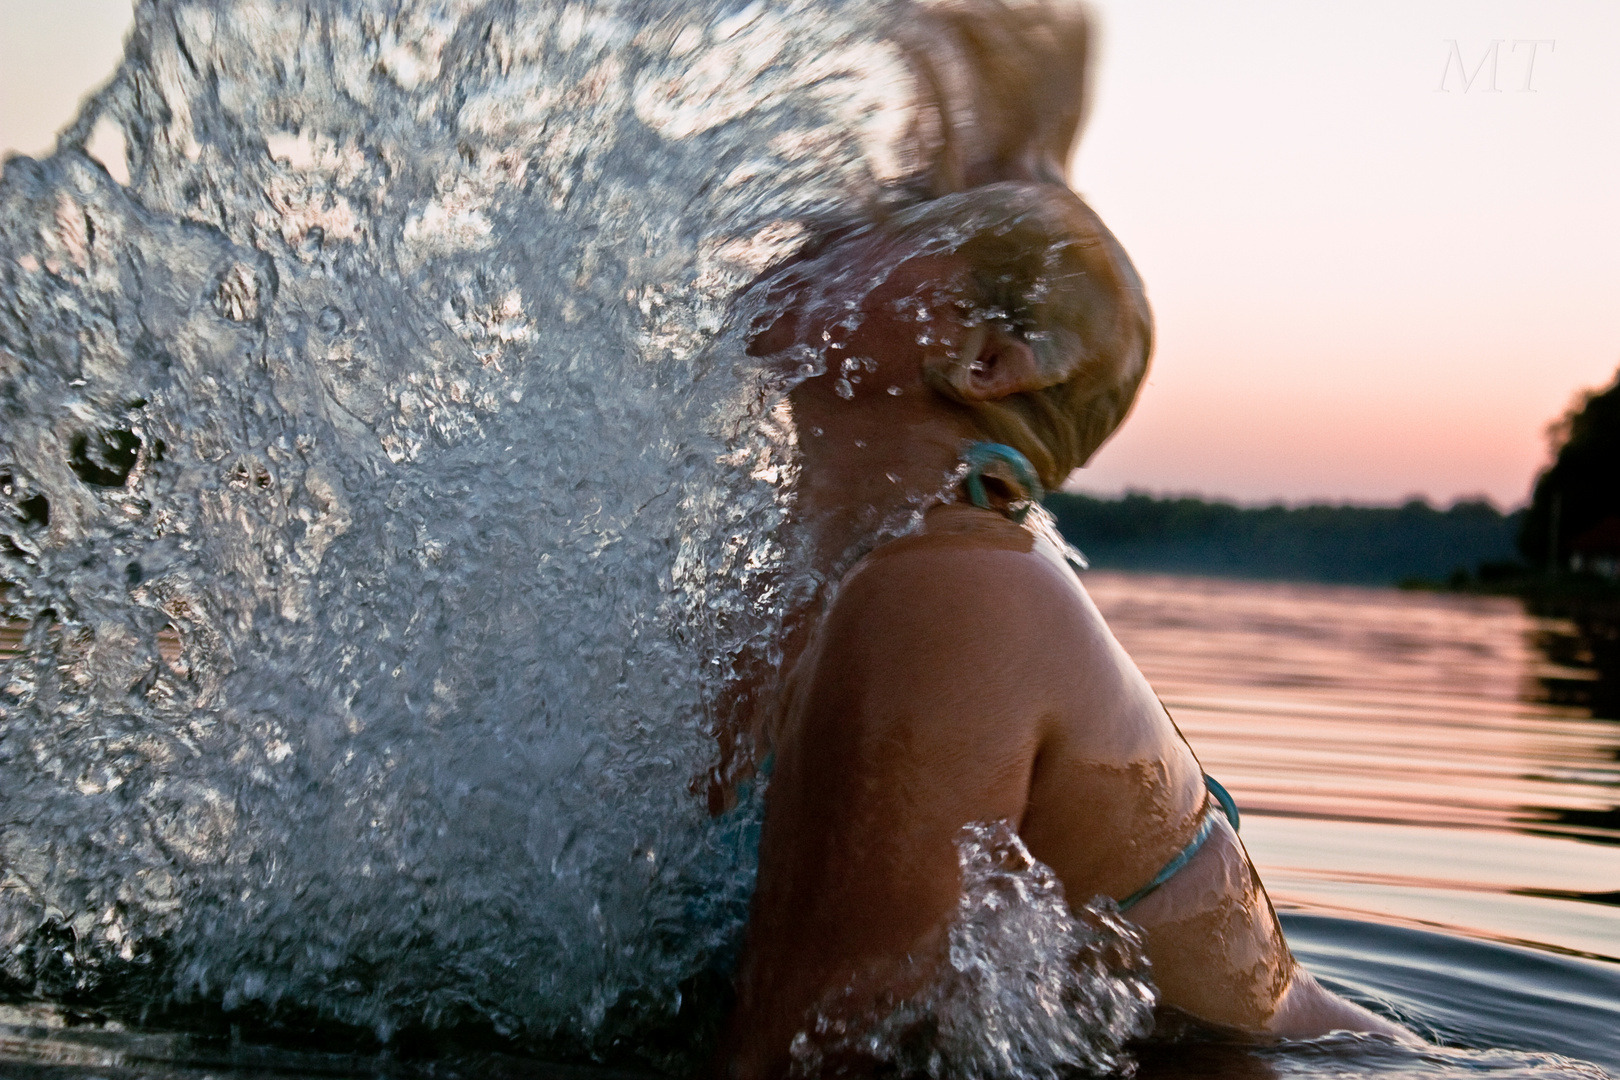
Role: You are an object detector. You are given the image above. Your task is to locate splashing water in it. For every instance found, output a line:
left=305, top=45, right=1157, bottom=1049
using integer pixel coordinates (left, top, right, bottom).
left=0, top=0, right=1159, bottom=1068
left=788, top=821, right=1157, bottom=1079
left=0, top=0, right=899, bottom=1049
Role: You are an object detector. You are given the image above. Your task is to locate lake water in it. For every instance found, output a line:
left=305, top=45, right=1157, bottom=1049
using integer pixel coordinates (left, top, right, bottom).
left=4, top=572, right=1617, bottom=1077
left=1086, top=572, right=1620, bottom=1077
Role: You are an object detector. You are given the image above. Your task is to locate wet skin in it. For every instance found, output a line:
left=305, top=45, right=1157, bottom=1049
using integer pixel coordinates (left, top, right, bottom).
left=719, top=244, right=1411, bottom=1077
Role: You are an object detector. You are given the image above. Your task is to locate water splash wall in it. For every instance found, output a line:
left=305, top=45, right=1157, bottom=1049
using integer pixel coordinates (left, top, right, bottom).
left=0, top=0, right=1160, bottom=1070
left=0, top=0, right=918, bottom=1045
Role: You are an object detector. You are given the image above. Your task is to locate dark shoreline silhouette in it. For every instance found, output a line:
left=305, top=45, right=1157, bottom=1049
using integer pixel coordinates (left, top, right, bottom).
left=1047, top=491, right=1521, bottom=588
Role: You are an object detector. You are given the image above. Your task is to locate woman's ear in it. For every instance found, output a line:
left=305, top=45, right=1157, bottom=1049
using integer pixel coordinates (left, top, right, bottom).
left=929, top=326, right=1045, bottom=402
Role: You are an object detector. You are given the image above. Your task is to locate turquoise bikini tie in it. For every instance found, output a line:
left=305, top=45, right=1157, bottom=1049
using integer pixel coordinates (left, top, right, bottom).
left=963, top=442, right=1044, bottom=523
left=1117, top=775, right=1242, bottom=912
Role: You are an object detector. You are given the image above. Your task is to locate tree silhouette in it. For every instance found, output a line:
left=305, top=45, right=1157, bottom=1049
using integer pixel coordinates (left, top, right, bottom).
left=1520, top=367, right=1620, bottom=569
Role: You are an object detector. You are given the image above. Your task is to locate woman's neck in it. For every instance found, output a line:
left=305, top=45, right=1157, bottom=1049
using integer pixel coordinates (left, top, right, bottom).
left=788, top=380, right=975, bottom=570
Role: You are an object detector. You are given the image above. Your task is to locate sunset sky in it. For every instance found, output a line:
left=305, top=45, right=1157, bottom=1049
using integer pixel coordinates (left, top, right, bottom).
left=3, top=0, right=1618, bottom=507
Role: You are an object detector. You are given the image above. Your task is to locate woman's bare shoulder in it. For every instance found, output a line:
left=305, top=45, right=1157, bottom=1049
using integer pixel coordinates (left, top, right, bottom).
left=808, top=508, right=1105, bottom=706
left=802, top=506, right=1165, bottom=754
left=836, top=506, right=1077, bottom=617
left=779, top=511, right=1084, bottom=829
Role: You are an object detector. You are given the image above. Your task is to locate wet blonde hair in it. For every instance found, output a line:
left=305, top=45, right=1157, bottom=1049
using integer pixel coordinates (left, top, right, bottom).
left=749, top=2, right=1149, bottom=490
left=885, top=182, right=1152, bottom=491
left=886, top=1, right=1152, bottom=491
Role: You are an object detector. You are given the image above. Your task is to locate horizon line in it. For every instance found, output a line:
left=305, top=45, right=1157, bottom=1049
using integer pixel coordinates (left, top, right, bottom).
left=1056, top=485, right=1527, bottom=514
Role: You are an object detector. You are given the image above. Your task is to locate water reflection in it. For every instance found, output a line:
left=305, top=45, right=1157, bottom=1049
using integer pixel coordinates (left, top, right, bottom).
left=1523, top=600, right=1620, bottom=855
left=1530, top=606, right=1620, bottom=721
left=1084, top=573, right=1620, bottom=954
left=1087, top=575, right=1620, bottom=837
left=1087, top=572, right=1620, bottom=1072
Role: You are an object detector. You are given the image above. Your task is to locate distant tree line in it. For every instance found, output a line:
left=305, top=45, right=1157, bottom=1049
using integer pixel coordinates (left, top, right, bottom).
left=1044, top=363, right=1620, bottom=591
left=1045, top=492, right=1521, bottom=587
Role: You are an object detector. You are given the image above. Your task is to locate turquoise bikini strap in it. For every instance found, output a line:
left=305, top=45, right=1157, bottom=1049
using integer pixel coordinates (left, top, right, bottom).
left=963, top=442, right=1044, bottom=523
left=1203, top=773, right=1240, bottom=831
left=1117, top=774, right=1239, bottom=913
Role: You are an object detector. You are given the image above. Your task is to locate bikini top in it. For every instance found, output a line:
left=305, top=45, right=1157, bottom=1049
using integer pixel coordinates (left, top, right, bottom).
left=962, top=441, right=1242, bottom=913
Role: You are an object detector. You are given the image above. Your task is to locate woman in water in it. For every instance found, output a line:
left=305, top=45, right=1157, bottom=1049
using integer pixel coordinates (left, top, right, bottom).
left=717, top=2, right=1411, bottom=1074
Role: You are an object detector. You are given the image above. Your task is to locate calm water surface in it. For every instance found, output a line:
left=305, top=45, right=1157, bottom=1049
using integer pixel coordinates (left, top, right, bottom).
left=1086, top=572, right=1620, bottom=1075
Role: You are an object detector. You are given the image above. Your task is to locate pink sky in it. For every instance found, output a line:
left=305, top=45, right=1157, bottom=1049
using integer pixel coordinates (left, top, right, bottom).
left=4, top=0, right=1618, bottom=507
left=1073, top=0, right=1620, bottom=506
